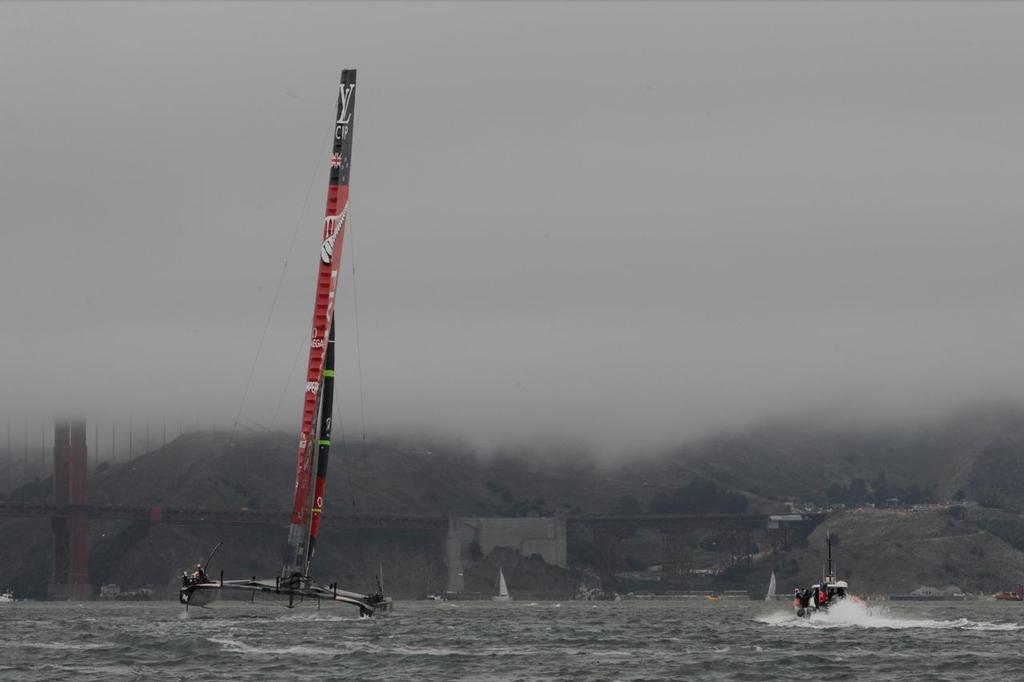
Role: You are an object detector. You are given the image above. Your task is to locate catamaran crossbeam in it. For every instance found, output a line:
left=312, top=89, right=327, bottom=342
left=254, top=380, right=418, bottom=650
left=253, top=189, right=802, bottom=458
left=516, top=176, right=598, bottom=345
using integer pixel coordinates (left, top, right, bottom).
left=180, top=575, right=388, bottom=615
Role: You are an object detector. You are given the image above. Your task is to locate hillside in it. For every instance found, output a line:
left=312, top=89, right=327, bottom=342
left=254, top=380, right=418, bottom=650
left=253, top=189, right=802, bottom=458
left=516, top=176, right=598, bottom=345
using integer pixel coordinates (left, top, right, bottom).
left=0, top=431, right=652, bottom=599
left=760, top=506, right=1024, bottom=595
left=6, top=405, right=1024, bottom=598
left=640, top=406, right=1024, bottom=510
left=25, top=404, right=1024, bottom=521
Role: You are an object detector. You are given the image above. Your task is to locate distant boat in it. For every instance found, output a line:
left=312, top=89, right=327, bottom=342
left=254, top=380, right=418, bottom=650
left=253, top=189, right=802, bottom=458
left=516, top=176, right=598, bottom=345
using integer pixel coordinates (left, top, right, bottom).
left=426, top=592, right=447, bottom=602
left=765, top=571, right=777, bottom=601
left=706, top=591, right=721, bottom=603
left=792, top=533, right=857, bottom=617
left=0, top=588, right=14, bottom=603
left=994, top=585, right=1024, bottom=601
left=492, top=567, right=511, bottom=601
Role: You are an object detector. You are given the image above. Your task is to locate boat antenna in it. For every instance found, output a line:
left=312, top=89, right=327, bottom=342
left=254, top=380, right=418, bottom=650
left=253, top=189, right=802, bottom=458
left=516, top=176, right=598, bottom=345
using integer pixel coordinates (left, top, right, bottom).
left=826, top=531, right=833, bottom=580
left=203, top=541, right=224, bottom=573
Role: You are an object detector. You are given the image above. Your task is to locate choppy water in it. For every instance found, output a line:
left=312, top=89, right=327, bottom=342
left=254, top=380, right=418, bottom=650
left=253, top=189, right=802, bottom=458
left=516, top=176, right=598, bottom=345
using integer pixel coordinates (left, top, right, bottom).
left=2, top=598, right=1023, bottom=680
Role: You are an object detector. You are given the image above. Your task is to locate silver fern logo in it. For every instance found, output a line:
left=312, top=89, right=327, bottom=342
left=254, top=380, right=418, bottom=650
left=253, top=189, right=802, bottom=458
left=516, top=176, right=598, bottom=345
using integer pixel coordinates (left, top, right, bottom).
left=321, top=202, right=349, bottom=264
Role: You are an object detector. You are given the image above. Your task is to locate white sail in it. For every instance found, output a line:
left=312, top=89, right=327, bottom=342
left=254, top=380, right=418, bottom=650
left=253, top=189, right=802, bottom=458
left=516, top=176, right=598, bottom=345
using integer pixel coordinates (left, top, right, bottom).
left=497, top=568, right=509, bottom=598
left=766, top=571, right=777, bottom=601
left=492, top=567, right=511, bottom=601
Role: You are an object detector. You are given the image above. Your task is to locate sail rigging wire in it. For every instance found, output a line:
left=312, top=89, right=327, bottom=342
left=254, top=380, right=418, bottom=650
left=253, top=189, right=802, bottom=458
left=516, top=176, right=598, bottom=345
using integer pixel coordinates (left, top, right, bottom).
left=266, top=258, right=355, bottom=512
left=227, top=122, right=334, bottom=451
left=347, top=211, right=372, bottom=481
left=268, top=221, right=360, bottom=511
left=320, top=213, right=360, bottom=514
left=332, top=394, right=359, bottom=512
left=237, top=415, right=272, bottom=432
left=269, top=328, right=312, bottom=428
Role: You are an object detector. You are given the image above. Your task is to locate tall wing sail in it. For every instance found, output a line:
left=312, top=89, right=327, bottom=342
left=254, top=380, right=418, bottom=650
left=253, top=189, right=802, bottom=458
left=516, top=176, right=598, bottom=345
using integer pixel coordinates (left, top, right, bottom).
left=283, top=69, right=357, bottom=579
left=306, top=314, right=336, bottom=564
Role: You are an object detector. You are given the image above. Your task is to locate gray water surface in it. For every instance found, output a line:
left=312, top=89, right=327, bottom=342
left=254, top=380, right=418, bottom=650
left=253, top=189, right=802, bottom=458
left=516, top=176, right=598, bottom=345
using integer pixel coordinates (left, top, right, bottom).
left=1, top=598, right=1022, bottom=680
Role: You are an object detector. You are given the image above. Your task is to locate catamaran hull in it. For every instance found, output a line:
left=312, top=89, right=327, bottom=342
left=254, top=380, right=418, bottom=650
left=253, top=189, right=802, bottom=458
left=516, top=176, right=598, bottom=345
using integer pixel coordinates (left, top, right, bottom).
left=180, top=584, right=221, bottom=607
left=179, top=578, right=391, bottom=615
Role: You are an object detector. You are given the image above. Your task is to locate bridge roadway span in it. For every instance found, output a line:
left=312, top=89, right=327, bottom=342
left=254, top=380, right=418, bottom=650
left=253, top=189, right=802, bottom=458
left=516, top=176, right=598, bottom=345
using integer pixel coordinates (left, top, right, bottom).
left=0, top=501, right=447, bottom=530
left=0, top=502, right=817, bottom=531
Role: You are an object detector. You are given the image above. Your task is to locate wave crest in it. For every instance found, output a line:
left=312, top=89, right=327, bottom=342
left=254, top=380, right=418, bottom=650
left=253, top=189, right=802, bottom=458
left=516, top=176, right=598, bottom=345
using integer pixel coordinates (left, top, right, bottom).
left=756, top=599, right=1022, bottom=631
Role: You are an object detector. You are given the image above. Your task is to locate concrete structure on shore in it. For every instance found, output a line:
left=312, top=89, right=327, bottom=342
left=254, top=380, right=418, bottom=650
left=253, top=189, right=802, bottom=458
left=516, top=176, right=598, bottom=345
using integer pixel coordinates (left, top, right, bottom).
left=445, top=514, right=567, bottom=594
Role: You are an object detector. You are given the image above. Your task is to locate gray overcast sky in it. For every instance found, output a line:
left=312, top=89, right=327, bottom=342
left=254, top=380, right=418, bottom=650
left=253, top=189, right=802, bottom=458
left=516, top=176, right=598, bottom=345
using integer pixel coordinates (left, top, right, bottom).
left=3, top=1, right=1024, bottom=454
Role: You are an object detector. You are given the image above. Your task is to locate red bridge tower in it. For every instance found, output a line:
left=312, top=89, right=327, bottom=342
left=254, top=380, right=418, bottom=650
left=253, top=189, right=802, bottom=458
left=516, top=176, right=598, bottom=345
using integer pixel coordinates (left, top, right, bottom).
left=51, top=419, right=90, bottom=600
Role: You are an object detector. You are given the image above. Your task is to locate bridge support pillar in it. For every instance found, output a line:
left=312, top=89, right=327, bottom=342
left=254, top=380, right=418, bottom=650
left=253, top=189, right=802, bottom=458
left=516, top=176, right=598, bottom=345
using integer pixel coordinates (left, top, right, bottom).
left=445, top=513, right=463, bottom=594
left=554, top=511, right=567, bottom=568
left=51, top=420, right=90, bottom=600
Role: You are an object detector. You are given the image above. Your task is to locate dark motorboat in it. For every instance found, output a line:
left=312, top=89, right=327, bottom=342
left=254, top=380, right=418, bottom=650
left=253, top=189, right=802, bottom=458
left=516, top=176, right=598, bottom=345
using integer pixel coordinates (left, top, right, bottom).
left=792, top=533, right=855, bottom=617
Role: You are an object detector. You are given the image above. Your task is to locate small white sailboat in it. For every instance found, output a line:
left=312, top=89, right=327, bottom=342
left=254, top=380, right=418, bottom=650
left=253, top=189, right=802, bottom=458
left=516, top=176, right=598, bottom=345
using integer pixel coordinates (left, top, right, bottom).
left=0, top=588, right=14, bottom=603
left=492, top=567, right=511, bottom=601
left=765, top=570, right=777, bottom=601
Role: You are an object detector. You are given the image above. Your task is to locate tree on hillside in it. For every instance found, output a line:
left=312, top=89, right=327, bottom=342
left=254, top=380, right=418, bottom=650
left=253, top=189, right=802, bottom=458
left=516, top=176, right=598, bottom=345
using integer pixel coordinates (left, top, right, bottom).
left=611, top=494, right=643, bottom=516
left=648, top=478, right=748, bottom=515
left=825, top=472, right=934, bottom=508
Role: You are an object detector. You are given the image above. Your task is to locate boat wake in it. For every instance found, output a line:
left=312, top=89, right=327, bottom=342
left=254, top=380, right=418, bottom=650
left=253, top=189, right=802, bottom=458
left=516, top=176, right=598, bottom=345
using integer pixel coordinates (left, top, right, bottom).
left=207, top=637, right=366, bottom=657
left=756, top=599, right=1022, bottom=631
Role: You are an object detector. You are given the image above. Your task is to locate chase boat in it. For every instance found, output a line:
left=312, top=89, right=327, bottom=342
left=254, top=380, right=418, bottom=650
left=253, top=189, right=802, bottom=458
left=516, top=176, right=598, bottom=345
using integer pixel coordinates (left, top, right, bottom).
left=792, top=533, right=853, bottom=617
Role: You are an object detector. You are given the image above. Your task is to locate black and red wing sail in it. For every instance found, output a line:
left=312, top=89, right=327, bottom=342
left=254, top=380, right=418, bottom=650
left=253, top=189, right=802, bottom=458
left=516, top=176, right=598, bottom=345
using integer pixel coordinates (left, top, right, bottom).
left=283, top=69, right=357, bottom=578
left=306, top=316, right=335, bottom=563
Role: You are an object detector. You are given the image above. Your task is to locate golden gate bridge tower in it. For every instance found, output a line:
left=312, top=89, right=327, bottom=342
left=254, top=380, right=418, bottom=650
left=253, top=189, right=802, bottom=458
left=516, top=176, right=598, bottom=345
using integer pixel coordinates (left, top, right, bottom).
left=51, top=419, right=90, bottom=599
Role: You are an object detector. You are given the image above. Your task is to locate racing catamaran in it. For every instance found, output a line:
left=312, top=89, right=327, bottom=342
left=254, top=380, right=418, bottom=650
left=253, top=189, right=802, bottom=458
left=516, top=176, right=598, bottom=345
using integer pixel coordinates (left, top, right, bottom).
left=180, top=70, right=390, bottom=616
